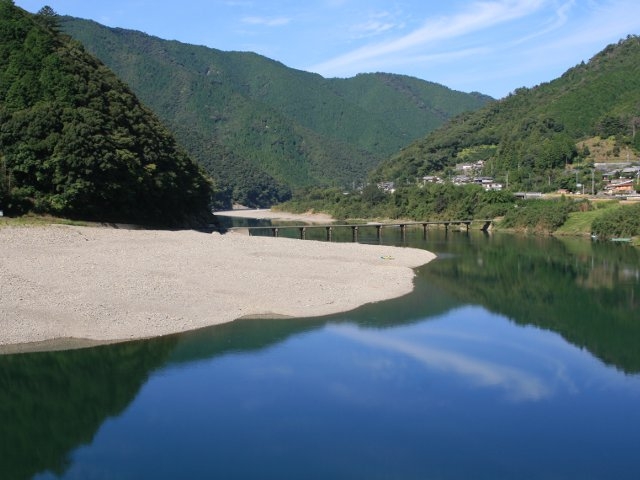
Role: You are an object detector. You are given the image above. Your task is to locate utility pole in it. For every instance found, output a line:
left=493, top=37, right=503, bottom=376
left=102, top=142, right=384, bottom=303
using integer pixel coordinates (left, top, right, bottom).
left=0, top=154, right=6, bottom=196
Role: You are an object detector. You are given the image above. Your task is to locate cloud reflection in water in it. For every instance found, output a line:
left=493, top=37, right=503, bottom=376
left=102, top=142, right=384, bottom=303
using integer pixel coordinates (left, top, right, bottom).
left=328, top=320, right=552, bottom=402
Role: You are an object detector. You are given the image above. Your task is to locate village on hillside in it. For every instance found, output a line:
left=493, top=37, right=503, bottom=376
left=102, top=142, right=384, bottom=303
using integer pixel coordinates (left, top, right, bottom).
left=377, top=158, right=640, bottom=197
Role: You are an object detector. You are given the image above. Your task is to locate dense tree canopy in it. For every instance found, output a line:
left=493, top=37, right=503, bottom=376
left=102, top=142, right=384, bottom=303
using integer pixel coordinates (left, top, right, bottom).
left=0, top=1, right=214, bottom=225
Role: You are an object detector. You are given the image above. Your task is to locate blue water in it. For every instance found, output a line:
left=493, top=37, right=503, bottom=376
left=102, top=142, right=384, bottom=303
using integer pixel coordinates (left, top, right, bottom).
left=33, top=312, right=640, bottom=479
left=3, top=227, right=640, bottom=480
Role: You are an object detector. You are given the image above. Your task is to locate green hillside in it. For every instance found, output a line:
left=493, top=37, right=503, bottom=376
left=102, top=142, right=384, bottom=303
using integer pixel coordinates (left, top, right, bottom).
left=372, top=35, right=640, bottom=191
left=60, top=16, right=491, bottom=208
left=0, top=2, right=213, bottom=226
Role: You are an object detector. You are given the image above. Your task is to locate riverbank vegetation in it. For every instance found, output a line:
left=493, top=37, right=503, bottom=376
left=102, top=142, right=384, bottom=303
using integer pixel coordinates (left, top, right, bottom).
left=591, top=202, right=640, bottom=240
left=0, top=213, right=90, bottom=228
left=277, top=184, right=514, bottom=223
left=276, top=185, right=640, bottom=242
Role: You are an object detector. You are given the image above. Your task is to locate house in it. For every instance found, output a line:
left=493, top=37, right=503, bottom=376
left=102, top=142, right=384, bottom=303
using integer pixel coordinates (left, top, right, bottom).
left=377, top=181, right=395, bottom=193
left=470, top=177, right=502, bottom=191
left=483, top=182, right=503, bottom=191
left=595, top=162, right=632, bottom=171
left=454, top=160, right=485, bottom=172
left=621, top=166, right=640, bottom=178
left=455, top=163, right=474, bottom=172
left=604, top=179, right=636, bottom=195
left=452, top=175, right=472, bottom=185
left=421, top=175, right=442, bottom=184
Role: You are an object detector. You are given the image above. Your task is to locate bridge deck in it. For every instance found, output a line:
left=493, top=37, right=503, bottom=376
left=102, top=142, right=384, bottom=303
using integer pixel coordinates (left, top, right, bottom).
left=228, top=219, right=493, bottom=240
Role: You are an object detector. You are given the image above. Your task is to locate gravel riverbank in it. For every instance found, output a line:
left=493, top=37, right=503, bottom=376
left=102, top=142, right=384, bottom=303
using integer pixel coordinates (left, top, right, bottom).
left=0, top=225, right=435, bottom=352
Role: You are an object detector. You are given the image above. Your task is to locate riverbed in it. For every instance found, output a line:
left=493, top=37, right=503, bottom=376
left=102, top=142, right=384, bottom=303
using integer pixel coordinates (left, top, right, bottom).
left=2, top=225, right=639, bottom=479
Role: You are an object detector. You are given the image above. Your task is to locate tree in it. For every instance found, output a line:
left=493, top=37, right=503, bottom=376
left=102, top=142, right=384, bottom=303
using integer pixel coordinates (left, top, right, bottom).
left=596, top=115, right=626, bottom=138
left=631, top=116, right=640, bottom=139
left=361, top=184, right=387, bottom=205
left=36, top=5, right=60, bottom=32
left=0, top=154, right=7, bottom=207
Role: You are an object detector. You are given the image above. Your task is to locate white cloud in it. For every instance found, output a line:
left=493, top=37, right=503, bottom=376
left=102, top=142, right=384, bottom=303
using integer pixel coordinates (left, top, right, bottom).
left=506, top=1, right=640, bottom=80
left=350, top=19, right=397, bottom=37
left=349, top=11, right=403, bottom=39
left=511, top=0, right=576, bottom=45
left=242, top=15, right=291, bottom=27
left=372, top=46, right=490, bottom=72
left=308, top=0, right=547, bottom=76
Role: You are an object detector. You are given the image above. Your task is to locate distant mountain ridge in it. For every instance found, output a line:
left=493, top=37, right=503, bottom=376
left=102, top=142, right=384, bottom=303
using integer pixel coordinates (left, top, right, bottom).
left=372, top=35, right=640, bottom=192
left=61, top=16, right=492, bottom=208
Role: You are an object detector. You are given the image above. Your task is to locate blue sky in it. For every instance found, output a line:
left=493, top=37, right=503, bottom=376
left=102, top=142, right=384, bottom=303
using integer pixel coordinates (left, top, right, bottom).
left=14, top=0, right=640, bottom=98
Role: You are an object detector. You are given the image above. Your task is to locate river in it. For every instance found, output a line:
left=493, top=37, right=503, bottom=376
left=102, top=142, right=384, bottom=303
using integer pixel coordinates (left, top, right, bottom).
left=1, top=220, right=639, bottom=479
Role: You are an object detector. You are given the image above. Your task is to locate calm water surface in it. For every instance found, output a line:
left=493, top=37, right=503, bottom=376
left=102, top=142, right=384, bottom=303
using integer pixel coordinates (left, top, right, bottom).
left=1, top=222, right=640, bottom=480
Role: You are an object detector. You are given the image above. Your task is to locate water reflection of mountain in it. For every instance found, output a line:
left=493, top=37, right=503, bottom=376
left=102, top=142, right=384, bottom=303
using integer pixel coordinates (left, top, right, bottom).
left=421, top=233, right=640, bottom=373
left=0, top=338, right=176, bottom=480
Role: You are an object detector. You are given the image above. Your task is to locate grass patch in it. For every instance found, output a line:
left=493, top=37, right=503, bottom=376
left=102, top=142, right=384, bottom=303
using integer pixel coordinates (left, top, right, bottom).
left=555, top=210, right=606, bottom=236
left=554, top=200, right=620, bottom=236
left=0, top=214, right=90, bottom=228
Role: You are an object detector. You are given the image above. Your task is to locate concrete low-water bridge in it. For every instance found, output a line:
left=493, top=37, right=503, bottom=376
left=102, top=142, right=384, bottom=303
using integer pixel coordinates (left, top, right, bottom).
left=229, top=219, right=493, bottom=242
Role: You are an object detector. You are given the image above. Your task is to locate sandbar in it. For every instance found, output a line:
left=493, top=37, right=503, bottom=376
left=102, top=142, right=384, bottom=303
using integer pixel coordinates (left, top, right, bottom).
left=216, top=208, right=334, bottom=223
left=0, top=225, right=435, bottom=352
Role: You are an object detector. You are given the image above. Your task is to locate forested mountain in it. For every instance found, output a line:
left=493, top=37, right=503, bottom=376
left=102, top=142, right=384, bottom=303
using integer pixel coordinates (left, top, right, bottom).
left=372, top=35, right=640, bottom=192
left=61, top=16, right=491, bottom=208
left=0, top=1, right=213, bottom=225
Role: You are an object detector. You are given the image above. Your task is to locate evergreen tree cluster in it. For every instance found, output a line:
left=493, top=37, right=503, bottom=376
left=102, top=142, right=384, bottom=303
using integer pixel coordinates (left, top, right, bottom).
left=0, top=1, right=214, bottom=225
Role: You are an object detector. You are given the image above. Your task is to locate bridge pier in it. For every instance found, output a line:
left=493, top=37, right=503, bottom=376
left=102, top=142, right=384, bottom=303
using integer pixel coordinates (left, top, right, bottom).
left=351, top=226, right=359, bottom=242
